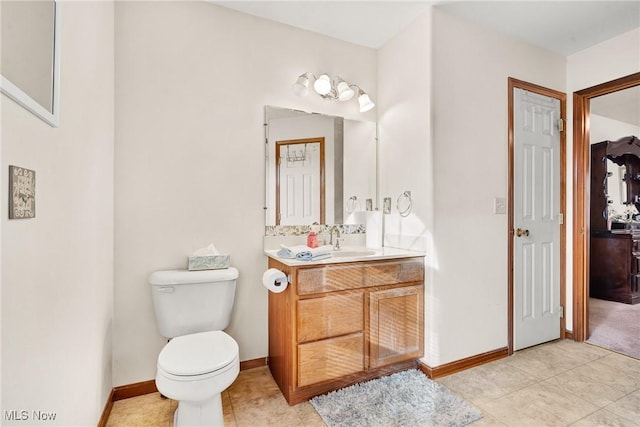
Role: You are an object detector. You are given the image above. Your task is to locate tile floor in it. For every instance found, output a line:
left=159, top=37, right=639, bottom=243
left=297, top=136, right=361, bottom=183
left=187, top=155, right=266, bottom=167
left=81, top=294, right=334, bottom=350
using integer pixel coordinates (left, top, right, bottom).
left=106, top=340, right=640, bottom=427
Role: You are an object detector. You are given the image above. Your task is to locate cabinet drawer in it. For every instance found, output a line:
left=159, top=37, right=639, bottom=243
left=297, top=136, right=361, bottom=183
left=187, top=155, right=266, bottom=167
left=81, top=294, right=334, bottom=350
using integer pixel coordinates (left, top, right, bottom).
left=297, top=258, right=424, bottom=295
left=297, top=291, right=363, bottom=343
left=297, top=264, right=365, bottom=295
left=297, top=333, right=364, bottom=387
left=365, top=260, right=424, bottom=286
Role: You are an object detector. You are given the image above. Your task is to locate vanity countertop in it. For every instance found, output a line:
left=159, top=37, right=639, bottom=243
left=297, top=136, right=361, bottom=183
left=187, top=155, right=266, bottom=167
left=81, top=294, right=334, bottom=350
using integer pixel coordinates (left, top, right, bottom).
left=264, top=246, right=426, bottom=266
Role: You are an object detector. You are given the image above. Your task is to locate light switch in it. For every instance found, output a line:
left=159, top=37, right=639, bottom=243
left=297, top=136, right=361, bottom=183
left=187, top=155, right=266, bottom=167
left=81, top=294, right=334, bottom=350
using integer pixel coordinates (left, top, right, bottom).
left=493, top=197, right=506, bottom=215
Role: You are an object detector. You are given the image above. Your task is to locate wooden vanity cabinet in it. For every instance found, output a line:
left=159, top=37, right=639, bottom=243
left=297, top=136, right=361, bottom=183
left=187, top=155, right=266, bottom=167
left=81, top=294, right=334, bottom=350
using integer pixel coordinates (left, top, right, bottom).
left=267, top=257, right=424, bottom=405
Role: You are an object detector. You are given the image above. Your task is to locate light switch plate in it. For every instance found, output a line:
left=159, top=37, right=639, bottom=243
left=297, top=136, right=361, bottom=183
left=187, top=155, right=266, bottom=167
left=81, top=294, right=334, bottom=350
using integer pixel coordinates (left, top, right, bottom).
left=493, top=197, right=506, bottom=215
left=383, top=197, right=391, bottom=214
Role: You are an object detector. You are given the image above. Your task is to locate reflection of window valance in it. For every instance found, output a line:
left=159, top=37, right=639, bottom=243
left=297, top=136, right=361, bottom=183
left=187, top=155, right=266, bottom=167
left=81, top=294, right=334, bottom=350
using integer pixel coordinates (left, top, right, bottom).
left=606, top=135, right=640, bottom=166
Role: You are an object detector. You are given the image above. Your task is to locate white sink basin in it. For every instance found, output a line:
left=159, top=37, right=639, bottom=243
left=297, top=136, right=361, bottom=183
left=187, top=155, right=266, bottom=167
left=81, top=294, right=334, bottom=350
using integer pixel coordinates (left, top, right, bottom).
left=332, top=249, right=377, bottom=258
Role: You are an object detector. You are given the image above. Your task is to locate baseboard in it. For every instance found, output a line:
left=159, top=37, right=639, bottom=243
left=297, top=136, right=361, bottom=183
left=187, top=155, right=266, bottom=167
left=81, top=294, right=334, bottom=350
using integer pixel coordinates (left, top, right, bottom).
left=418, top=347, right=509, bottom=379
left=98, top=356, right=268, bottom=425
left=96, top=388, right=115, bottom=427
left=565, top=330, right=574, bottom=339
left=240, top=356, right=267, bottom=370
left=113, top=379, right=158, bottom=401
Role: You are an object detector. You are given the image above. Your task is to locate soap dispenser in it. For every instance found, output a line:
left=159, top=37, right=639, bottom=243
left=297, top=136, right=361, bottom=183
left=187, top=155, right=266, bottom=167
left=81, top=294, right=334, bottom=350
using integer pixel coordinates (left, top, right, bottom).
left=307, top=222, right=320, bottom=248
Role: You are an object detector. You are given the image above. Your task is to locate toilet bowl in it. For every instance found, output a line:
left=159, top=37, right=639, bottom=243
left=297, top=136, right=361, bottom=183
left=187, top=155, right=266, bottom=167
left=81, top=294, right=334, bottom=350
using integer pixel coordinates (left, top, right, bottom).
left=155, top=330, right=239, bottom=427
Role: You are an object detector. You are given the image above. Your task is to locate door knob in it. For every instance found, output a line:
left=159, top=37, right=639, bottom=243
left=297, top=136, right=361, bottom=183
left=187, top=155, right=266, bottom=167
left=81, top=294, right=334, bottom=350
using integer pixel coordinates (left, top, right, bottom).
left=515, top=228, right=530, bottom=237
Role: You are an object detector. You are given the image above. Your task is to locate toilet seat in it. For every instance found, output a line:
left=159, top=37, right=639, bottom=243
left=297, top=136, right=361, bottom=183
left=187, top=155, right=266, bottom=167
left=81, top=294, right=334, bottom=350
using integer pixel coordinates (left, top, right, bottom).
left=158, top=330, right=239, bottom=377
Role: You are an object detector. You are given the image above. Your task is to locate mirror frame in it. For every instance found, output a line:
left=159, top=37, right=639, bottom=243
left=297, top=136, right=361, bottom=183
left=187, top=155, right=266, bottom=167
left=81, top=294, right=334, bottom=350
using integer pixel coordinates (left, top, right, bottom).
left=0, top=0, right=60, bottom=127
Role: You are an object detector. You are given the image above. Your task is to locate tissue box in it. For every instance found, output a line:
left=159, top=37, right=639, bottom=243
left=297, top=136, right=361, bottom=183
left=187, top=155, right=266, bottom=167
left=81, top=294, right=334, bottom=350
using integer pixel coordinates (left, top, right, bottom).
left=188, top=255, right=230, bottom=271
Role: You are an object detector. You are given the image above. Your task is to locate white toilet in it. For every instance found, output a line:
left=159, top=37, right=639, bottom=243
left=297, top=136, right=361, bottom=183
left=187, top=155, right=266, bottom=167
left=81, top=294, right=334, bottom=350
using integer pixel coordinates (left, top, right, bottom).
left=149, top=268, right=240, bottom=427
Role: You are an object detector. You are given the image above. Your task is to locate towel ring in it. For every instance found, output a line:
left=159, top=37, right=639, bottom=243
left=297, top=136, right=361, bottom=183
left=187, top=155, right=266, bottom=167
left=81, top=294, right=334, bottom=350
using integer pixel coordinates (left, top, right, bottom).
left=397, top=191, right=412, bottom=217
left=346, top=196, right=358, bottom=214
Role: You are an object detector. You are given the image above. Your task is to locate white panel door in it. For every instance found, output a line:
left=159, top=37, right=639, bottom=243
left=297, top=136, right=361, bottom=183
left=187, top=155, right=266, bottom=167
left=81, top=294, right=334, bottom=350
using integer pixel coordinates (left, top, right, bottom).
left=278, top=142, right=321, bottom=225
left=513, top=88, right=561, bottom=351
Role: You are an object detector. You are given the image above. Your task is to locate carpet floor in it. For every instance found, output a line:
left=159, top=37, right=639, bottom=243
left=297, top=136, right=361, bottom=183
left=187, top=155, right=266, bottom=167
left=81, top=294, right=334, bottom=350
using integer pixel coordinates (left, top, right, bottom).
left=587, top=297, right=640, bottom=359
left=310, top=369, right=482, bottom=427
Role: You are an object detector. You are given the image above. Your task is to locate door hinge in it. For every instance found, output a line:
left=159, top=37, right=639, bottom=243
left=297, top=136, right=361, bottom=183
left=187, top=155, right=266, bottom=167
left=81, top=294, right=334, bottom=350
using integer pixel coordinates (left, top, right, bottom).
left=559, top=305, right=564, bottom=318
left=558, top=118, right=565, bottom=132
left=559, top=213, right=564, bottom=225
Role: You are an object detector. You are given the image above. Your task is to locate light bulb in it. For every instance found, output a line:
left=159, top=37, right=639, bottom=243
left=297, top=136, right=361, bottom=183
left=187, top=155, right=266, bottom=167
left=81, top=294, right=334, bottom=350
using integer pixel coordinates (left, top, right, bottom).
left=313, top=74, right=332, bottom=95
left=358, top=91, right=375, bottom=112
left=337, top=81, right=355, bottom=101
left=292, top=74, right=309, bottom=96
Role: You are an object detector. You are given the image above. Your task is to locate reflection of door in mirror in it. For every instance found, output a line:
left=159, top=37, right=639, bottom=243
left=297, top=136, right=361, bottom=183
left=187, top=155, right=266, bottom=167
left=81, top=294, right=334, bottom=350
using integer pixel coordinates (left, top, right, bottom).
left=276, top=138, right=325, bottom=225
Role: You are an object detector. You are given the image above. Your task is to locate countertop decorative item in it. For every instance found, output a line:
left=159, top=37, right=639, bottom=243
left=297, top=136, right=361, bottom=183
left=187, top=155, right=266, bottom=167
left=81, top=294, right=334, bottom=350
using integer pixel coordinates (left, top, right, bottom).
left=9, top=165, right=36, bottom=219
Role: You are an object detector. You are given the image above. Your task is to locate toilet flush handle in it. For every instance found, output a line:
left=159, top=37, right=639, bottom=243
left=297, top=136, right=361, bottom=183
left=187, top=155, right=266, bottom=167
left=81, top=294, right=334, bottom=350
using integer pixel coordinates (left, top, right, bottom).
left=157, top=286, right=175, bottom=293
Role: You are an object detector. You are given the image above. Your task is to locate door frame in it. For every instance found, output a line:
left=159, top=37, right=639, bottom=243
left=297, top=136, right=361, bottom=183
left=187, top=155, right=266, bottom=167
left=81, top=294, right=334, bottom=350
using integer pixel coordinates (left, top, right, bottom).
left=275, top=137, right=326, bottom=226
left=508, top=77, right=567, bottom=354
left=572, top=72, right=640, bottom=342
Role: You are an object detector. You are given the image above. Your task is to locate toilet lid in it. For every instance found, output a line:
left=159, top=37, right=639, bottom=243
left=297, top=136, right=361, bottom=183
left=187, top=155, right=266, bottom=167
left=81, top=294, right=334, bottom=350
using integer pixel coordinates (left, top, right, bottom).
left=158, top=331, right=238, bottom=376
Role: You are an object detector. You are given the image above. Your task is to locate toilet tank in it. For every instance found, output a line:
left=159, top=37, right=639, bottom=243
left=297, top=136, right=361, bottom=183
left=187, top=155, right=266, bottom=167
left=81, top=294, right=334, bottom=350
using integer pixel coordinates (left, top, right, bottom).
left=149, top=268, right=238, bottom=338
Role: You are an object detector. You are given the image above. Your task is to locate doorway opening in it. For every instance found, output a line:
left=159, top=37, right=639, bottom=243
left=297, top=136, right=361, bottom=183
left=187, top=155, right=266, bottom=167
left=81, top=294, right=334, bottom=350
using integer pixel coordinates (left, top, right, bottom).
left=573, top=72, right=640, bottom=357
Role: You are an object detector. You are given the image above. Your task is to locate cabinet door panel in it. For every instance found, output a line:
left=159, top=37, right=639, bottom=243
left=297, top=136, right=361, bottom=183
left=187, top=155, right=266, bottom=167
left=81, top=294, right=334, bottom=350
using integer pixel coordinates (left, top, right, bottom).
left=369, top=285, right=424, bottom=368
left=297, top=333, right=364, bottom=387
left=297, top=291, right=363, bottom=343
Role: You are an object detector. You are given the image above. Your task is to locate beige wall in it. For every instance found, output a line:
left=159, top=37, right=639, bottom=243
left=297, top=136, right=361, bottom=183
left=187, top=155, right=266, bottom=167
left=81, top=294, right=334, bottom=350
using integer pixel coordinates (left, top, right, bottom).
left=1, top=2, right=114, bottom=425
left=113, top=1, right=376, bottom=386
left=430, top=8, right=566, bottom=365
left=379, top=7, right=567, bottom=367
left=377, top=7, right=434, bottom=358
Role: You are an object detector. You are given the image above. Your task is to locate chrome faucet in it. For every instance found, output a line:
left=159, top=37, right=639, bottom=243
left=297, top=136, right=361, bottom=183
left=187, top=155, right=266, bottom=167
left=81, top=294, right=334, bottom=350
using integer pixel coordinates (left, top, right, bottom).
left=330, top=226, right=342, bottom=250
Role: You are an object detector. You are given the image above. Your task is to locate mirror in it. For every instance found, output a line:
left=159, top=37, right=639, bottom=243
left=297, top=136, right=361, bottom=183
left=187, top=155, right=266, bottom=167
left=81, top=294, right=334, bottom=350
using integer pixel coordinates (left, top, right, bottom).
left=591, top=86, right=640, bottom=221
left=264, top=106, right=376, bottom=227
left=0, top=0, right=60, bottom=126
left=605, top=159, right=635, bottom=220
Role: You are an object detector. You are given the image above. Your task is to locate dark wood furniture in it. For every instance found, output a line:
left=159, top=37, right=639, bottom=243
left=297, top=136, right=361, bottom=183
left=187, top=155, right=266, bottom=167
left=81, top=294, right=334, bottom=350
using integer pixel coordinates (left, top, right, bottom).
left=267, top=256, right=424, bottom=405
left=590, top=136, right=640, bottom=304
left=591, top=231, right=640, bottom=304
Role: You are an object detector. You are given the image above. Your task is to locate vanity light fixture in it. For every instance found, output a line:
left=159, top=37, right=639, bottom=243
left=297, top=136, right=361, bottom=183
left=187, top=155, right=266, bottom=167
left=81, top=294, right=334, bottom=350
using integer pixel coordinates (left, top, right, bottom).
left=292, top=72, right=375, bottom=112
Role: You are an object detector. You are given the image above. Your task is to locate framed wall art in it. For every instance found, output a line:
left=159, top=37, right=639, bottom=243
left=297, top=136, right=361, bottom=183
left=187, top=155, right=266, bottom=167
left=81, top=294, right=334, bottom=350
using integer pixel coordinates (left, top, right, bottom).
left=9, top=165, right=36, bottom=219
